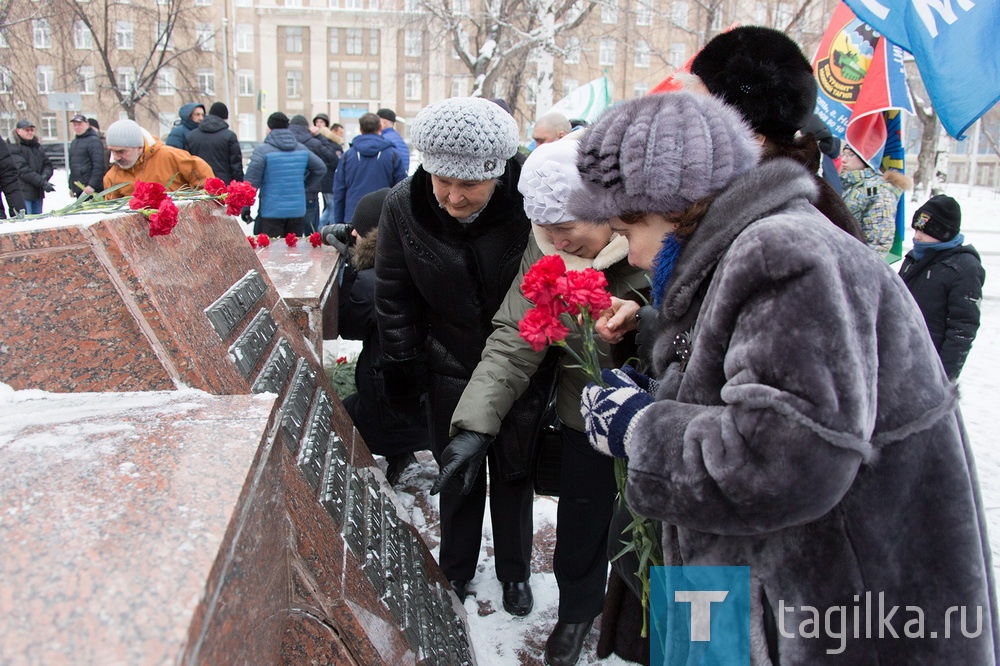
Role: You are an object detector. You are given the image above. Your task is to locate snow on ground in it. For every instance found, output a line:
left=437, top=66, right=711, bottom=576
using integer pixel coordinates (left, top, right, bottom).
left=31, top=172, right=1000, bottom=664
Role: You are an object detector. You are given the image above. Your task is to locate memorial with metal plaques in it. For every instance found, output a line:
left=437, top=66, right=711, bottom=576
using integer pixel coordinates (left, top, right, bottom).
left=0, top=202, right=474, bottom=665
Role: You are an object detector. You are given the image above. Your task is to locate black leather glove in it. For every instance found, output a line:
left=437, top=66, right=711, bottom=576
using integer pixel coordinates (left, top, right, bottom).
left=240, top=206, right=252, bottom=223
left=43, top=182, right=56, bottom=192
left=431, top=430, right=493, bottom=496
left=318, top=223, right=352, bottom=255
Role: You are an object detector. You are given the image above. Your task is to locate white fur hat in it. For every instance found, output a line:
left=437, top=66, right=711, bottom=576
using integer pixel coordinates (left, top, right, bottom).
left=518, top=139, right=583, bottom=225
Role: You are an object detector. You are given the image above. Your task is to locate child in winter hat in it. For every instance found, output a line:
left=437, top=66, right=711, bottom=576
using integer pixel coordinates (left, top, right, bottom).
left=912, top=194, right=962, bottom=242
left=410, top=97, right=520, bottom=181
left=569, top=92, right=760, bottom=223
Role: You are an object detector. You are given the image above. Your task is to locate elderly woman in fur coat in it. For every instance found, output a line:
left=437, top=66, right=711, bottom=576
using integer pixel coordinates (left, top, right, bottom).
left=575, top=92, right=998, bottom=664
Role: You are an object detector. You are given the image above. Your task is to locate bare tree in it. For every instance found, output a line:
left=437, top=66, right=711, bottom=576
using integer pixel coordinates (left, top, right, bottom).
left=905, top=62, right=950, bottom=201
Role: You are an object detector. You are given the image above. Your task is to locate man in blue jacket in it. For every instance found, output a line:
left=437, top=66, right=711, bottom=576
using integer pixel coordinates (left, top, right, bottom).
left=164, top=102, right=205, bottom=149
left=377, top=108, right=409, bottom=175
left=332, top=113, right=405, bottom=224
left=244, top=112, right=326, bottom=237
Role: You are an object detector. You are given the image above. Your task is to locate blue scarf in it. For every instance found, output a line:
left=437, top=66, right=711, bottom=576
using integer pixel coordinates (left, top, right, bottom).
left=911, top=233, right=964, bottom=260
left=651, top=233, right=682, bottom=308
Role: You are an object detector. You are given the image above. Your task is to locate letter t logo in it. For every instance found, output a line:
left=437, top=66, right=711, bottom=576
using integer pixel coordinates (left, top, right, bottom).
left=674, top=590, right=729, bottom=641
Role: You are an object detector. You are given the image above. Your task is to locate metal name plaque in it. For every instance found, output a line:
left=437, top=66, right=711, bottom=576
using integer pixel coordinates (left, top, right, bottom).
left=320, top=433, right=350, bottom=524
left=251, top=338, right=296, bottom=394
left=296, top=391, right=334, bottom=491
left=204, top=270, right=267, bottom=339
left=228, top=308, right=278, bottom=378
left=279, top=360, right=317, bottom=449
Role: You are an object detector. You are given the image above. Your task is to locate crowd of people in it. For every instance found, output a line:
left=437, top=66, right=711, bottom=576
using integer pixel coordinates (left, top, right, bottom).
left=0, top=25, right=993, bottom=665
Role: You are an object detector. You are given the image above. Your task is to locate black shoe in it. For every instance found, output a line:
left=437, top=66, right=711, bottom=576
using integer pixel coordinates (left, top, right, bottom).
left=385, top=452, right=417, bottom=486
left=501, top=580, right=533, bottom=616
left=449, top=579, right=470, bottom=603
left=544, top=619, right=593, bottom=666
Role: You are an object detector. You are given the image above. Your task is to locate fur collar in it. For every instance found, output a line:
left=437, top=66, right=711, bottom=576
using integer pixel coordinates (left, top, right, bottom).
left=351, top=228, right=377, bottom=271
left=661, top=158, right=818, bottom=321
left=530, top=224, right=629, bottom=271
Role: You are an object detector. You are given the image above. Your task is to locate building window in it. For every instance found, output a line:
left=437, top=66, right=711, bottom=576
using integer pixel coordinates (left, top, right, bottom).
left=329, top=70, right=339, bottom=97
left=525, top=80, right=538, bottom=106
left=78, top=66, right=96, bottom=94
left=454, top=0, right=468, bottom=11
left=404, top=30, right=422, bottom=57
left=286, top=27, right=303, bottom=53
left=286, top=0, right=302, bottom=6
left=0, top=67, right=12, bottom=94
left=116, top=21, right=133, bottom=50
left=562, top=78, right=578, bottom=98
left=36, top=66, right=54, bottom=94
left=633, top=82, right=649, bottom=98
left=239, top=113, right=256, bottom=140
left=369, top=72, right=378, bottom=99
left=669, top=43, right=686, bottom=69
left=198, top=68, right=216, bottom=95
left=404, top=72, right=421, bottom=100
left=710, top=9, right=723, bottom=31
left=367, top=0, right=378, bottom=8
left=196, top=23, right=215, bottom=51
left=636, top=0, right=652, bottom=26
left=158, top=112, right=174, bottom=138
left=345, top=71, right=362, bottom=98
left=118, top=67, right=136, bottom=95
left=599, top=38, right=615, bottom=66
left=601, top=0, right=618, bottom=24
left=236, top=24, right=254, bottom=52
left=235, top=0, right=252, bottom=6
left=194, top=0, right=213, bottom=5
left=450, top=76, right=468, bottom=97
left=34, top=19, right=52, bottom=48
left=0, top=30, right=7, bottom=48
left=156, top=22, right=176, bottom=50
left=671, top=2, right=688, bottom=28
left=74, top=21, right=93, bottom=49
left=776, top=2, right=792, bottom=27
left=328, top=0, right=338, bottom=7
left=369, top=29, right=379, bottom=55
left=157, top=67, right=176, bottom=95
left=328, top=28, right=339, bottom=54
left=40, top=113, right=58, bottom=139
left=634, top=40, right=650, bottom=68
left=286, top=70, right=303, bottom=98
left=754, top=2, right=768, bottom=24
left=345, top=28, right=362, bottom=55
left=564, top=36, right=580, bottom=64
left=237, top=70, right=254, bottom=96
left=344, top=0, right=362, bottom=8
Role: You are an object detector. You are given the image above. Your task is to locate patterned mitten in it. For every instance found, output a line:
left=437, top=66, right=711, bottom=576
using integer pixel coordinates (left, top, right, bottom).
left=581, top=368, right=654, bottom=458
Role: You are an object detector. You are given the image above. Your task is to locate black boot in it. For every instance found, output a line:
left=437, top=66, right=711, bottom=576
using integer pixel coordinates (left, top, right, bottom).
left=501, top=581, right=533, bottom=616
left=544, top=619, right=594, bottom=666
left=449, top=579, right=470, bottom=603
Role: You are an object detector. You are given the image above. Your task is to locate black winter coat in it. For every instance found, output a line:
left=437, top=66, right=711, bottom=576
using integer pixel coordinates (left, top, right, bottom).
left=0, top=138, right=26, bottom=217
left=185, top=115, right=244, bottom=184
left=68, top=128, right=106, bottom=196
left=899, top=244, right=985, bottom=379
left=375, top=162, right=548, bottom=478
left=9, top=136, right=54, bottom=201
left=288, top=125, right=340, bottom=196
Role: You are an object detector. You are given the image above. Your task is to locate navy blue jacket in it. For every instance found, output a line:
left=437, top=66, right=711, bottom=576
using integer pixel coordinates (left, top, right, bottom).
left=332, top=133, right=405, bottom=223
left=68, top=127, right=106, bottom=196
left=165, top=103, right=205, bottom=149
left=245, top=129, right=326, bottom=218
left=288, top=124, right=340, bottom=197
left=380, top=126, right=410, bottom=175
left=185, top=115, right=243, bottom=184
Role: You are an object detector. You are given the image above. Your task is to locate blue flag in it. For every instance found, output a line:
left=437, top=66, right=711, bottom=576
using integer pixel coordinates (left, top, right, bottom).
left=844, top=0, right=1000, bottom=138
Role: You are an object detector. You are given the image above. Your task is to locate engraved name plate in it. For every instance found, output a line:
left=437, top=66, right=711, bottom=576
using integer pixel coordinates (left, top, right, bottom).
left=296, top=390, right=333, bottom=491
left=343, top=470, right=367, bottom=558
left=251, top=337, right=296, bottom=394
left=227, top=308, right=278, bottom=378
left=279, top=360, right=317, bottom=449
left=204, top=270, right=267, bottom=339
left=320, top=438, right=350, bottom=526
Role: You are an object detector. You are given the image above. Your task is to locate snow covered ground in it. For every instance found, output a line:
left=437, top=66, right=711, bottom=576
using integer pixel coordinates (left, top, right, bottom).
left=22, top=173, right=1000, bottom=664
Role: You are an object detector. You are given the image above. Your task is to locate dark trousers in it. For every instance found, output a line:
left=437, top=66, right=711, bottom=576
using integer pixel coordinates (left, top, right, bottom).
left=555, top=426, right=617, bottom=622
left=258, top=216, right=304, bottom=238
left=25, top=200, right=43, bottom=215
left=303, top=197, right=320, bottom=234
left=437, top=446, right=534, bottom=583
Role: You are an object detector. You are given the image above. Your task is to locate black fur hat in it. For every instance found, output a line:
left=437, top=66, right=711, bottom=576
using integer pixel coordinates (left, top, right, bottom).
left=691, top=26, right=818, bottom=143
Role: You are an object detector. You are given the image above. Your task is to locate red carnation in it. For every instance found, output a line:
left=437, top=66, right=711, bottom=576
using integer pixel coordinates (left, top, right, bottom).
left=204, top=177, right=226, bottom=196
left=336, top=356, right=348, bottom=365
left=309, top=231, right=322, bottom=248
left=564, top=268, right=612, bottom=315
left=518, top=306, right=569, bottom=352
left=522, top=254, right=568, bottom=310
left=247, top=235, right=258, bottom=248
left=225, top=181, right=257, bottom=216
left=129, top=181, right=167, bottom=211
left=285, top=233, right=298, bottom=247
left=148, top=198, right=179, bottom=237
left=256, top=233, right=270, bottom=247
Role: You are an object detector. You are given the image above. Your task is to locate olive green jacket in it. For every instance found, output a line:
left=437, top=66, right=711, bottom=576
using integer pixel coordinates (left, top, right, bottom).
left=451, top=226, right=648, bottom=435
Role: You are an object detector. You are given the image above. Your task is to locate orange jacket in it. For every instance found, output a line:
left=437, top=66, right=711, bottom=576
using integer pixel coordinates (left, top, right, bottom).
left=103, top=138, right=214, bottom=199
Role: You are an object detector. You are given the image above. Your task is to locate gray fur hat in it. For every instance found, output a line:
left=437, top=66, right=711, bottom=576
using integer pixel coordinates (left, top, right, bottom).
left=568, top=93, right=760, bottom=222
left=411, top=97, right=520, bottom=181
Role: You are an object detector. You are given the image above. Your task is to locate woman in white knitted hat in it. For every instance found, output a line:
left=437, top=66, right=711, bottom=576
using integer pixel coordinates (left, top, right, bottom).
left=374, top=97, right=545, bottom=616
left=442, top=137, right=649, bottom=665
left=574, top=91, right=997, bottom=664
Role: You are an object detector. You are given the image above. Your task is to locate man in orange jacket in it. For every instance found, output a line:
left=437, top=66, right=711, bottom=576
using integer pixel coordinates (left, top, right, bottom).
left=102, top=119, right=214, bottom=199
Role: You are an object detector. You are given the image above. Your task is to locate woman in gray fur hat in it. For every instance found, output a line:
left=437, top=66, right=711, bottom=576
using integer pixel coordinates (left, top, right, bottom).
left=574, top=91, right=997, bottom=664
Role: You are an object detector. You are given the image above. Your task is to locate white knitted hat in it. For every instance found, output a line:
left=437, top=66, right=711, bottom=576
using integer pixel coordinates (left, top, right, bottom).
left=518, top=139, right=583, bottom=225
left=105, top=119, right=146, bottom=148
left=411, top=97, right=520, bottom=181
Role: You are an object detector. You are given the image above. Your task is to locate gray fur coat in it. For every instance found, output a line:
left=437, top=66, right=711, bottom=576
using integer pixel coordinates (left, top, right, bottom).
left=629, top=159, right=998, bottom=664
